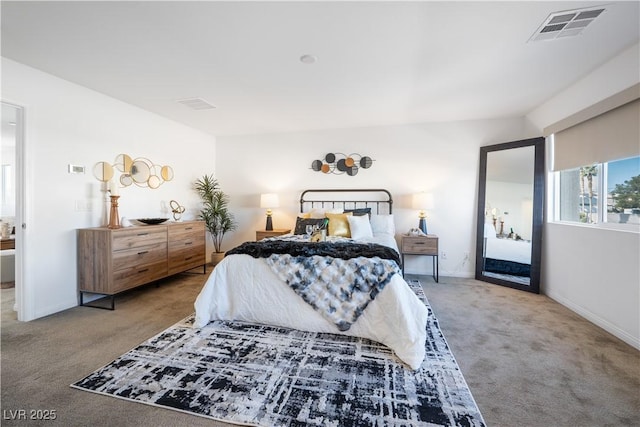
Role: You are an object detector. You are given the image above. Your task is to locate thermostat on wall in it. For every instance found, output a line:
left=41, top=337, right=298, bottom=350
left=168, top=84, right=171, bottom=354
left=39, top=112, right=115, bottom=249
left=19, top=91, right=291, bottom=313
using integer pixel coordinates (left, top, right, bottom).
left=68, top=164, right=85, bottom=174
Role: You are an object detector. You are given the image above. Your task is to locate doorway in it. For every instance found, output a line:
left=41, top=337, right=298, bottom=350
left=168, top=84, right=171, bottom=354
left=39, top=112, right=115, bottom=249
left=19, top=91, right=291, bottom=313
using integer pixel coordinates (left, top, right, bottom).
left=1, top=102, right=23, bottom=320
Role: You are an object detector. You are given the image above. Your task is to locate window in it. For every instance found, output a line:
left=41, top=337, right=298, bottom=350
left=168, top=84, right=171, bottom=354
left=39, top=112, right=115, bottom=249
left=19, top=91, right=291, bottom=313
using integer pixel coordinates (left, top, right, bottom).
left=556, top=156, right=640, bottom=227
left=607, top=157, right=640, bottom=224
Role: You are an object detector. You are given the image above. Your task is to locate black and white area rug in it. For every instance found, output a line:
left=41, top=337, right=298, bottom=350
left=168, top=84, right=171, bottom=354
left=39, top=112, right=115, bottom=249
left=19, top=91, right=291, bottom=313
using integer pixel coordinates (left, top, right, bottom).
left=72, top=281, right=485, bottom=426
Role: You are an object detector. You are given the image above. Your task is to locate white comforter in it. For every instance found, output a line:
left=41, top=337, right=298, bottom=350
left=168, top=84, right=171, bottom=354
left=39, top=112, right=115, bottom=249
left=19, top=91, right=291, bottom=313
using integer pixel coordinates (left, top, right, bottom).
left=194, top=234, right=428, bottom=369
left=485, top=237, right=531, bottom=264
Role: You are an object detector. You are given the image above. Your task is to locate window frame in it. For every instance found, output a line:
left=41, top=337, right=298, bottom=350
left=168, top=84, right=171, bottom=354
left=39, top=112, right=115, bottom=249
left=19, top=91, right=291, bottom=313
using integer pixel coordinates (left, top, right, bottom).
left=550, top=148, right=640, bottom=234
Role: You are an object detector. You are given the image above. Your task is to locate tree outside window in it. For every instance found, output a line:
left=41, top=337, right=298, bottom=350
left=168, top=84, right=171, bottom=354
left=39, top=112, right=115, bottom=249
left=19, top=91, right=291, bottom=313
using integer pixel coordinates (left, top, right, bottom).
left=558, top=156, right=639, bottom=226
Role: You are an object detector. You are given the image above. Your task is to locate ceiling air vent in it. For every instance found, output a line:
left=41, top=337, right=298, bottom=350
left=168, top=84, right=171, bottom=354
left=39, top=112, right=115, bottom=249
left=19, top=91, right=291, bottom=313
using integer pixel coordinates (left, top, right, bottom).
left=529, top=6, right=606, bottom=42
left=177, top=98, right=216, bottom=110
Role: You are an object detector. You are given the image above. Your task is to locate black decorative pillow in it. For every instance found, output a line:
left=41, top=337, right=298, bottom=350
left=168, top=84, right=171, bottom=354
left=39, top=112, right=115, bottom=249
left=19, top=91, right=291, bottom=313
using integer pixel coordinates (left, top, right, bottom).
left=294, top=218, right=327, bottom=235
left=344, top=208, right=372, bottom=217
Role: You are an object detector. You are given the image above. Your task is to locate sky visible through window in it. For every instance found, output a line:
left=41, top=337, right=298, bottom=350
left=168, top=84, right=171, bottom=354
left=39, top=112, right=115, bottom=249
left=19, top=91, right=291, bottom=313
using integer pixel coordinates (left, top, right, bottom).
left=607, top=156, right=640, bottom=191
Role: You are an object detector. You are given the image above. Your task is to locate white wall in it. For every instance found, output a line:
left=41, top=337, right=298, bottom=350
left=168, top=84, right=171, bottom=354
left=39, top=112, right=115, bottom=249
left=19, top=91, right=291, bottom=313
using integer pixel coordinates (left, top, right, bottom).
left=1, top=58, right=217, bottom=321
left=544, top=224, right=639, bottom=347
left=216, top=118, right=539, bottom=278
left=527, top=43, right=640, bottom=131
left=526, top=44, right=640, bottom=349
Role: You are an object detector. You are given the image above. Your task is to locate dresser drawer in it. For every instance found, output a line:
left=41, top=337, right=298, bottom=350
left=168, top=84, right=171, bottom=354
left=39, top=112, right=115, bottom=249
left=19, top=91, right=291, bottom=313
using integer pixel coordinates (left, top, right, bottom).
left=168, top=233, right=205, bottom=251
left=168, top=222, right=205, bottom=241
left=112, top=242, right=167, bottom=272
left=168, top=246, right=206, bottom=275
left=402, top=236, right=438, bottom=255
left=112, top=260, right=168, bottom=293
left=112, top=227, right=167, bottom=251
left=168, top=221, right=205, bottom=275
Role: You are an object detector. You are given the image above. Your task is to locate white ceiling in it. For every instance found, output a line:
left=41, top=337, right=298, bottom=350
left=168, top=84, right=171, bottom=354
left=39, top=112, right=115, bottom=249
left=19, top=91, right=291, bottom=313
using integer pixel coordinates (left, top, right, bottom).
left=1, top=1, right=638, bottom=137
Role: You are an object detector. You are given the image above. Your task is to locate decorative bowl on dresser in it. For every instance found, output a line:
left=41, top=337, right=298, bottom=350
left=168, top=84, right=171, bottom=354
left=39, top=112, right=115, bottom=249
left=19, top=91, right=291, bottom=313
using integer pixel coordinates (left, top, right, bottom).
left=77, top=221, right=206, bottom=309
left=137, top=218, right=170, bottom=225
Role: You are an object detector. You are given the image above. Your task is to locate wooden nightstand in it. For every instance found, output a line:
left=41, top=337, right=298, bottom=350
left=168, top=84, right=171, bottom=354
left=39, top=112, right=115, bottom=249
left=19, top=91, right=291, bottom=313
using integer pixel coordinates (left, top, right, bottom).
left=256, top=229, right=291, bottom=241
left=1, top=238, right=15, bottom=251
left=401, top=234, right=439, bottom=282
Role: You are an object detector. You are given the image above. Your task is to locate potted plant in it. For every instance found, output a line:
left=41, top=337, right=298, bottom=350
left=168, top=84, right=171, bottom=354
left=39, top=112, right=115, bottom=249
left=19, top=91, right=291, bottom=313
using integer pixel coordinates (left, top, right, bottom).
left=194, top=174, right=237, bottom=266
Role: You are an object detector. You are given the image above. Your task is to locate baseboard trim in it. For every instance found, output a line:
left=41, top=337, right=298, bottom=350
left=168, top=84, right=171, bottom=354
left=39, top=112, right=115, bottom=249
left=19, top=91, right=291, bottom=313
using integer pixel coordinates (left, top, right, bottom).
left=447, top=272, right=475, bottom=278
left=546, top=290, right=640, bottom=350
left=35, top=300, right=77, bottom=321
left=403, top=271, right=474, bottom=279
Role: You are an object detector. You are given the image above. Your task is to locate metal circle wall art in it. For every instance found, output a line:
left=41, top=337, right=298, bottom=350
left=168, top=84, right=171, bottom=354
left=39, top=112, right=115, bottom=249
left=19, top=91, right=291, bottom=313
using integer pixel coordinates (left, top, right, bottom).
left=311, top=153, right=374, bottom=176
left=93, top=153, right=173, bottom=189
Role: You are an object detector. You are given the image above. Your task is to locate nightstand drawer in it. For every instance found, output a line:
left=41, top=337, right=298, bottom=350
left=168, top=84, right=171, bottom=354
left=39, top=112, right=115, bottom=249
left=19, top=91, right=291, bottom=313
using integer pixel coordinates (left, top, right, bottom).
left=402, top=236, right=438, bottom=255
left=256, top=229, right=291, bottom=241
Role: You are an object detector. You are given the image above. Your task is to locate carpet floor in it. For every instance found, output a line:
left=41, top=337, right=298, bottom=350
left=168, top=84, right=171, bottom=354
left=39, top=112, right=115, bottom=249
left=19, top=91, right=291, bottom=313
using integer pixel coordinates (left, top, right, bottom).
left=71, top=281, right=485, bottom=426
left=2, top=273, right=638, bottom=427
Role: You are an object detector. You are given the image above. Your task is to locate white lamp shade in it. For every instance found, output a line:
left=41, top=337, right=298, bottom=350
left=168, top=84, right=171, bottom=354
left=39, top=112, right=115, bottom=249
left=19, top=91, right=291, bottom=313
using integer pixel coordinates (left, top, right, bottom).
left=260, top=193, right=280, bottom=208
left=412, top=192, right=434, bottom=210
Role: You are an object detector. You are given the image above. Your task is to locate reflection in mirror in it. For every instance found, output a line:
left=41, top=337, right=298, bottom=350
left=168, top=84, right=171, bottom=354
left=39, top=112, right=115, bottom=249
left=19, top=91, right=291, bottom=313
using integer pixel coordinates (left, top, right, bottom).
left=483, top=146, right=534, bottom=286
left=476, top=137, right=544, bottom=293
left=92, top=162, right=114, bottom=182
left=120, top=174, right=133, bottom=187
left=161, top=165, right=174, bottom=181
left=114, top=154, right=133, bottom=173
left=131, top=159, right=151, bottom=184
left=148, top=175, right=161, bottom=189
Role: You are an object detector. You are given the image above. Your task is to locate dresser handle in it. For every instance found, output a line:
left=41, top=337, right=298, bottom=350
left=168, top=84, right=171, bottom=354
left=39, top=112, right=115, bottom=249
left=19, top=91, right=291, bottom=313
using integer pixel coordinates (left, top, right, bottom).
left=185, top=256, right=193, bottom=261
left=137, top=232, right=149, bottom=236
left=137, top=251, right=149, bottom=255
left=138, top=268, right=149, bottom=273
left=185, top=227, right=193, bottom=230
left=415, top=242, right=425, bottom=245
left=185, top=241, right=193, bottom=246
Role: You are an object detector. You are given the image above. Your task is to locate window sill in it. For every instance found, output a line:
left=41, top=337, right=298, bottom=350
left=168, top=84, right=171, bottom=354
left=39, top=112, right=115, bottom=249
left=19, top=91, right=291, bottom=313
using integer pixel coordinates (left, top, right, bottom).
left=548, top=220, right=640, bottom=234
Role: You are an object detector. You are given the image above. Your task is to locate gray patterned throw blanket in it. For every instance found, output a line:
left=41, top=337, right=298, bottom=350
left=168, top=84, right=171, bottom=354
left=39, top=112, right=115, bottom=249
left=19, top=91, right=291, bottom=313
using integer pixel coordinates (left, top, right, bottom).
left=226, top=238, right=401, bottom=331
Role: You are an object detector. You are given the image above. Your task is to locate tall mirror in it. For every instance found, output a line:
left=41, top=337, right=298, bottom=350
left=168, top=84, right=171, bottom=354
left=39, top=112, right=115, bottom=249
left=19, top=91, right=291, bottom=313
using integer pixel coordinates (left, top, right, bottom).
left=475, top=137, right=545, bottom=293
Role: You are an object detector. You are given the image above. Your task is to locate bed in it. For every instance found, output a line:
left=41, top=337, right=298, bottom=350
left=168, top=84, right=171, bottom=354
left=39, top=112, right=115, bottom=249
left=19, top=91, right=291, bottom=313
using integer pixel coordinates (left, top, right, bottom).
left=483, top=228, right=531, bottom=277
left=194, top=189, right=429, bottom=369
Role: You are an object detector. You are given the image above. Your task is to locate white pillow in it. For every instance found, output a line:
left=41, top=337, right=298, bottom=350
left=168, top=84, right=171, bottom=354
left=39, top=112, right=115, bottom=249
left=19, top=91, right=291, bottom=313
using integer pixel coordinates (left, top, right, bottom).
left=309, top=207, right=343, bottom=219
left=370, top=214, right=395, bottom=235
left=347, top=214, right=373, bottom=240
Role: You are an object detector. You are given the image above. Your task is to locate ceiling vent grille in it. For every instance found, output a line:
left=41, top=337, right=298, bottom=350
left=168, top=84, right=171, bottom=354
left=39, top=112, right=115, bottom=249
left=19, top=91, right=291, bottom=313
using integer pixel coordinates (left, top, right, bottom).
left=529, top=6, right=606, bottom=42
left=177, top=98, right=216, bottom=110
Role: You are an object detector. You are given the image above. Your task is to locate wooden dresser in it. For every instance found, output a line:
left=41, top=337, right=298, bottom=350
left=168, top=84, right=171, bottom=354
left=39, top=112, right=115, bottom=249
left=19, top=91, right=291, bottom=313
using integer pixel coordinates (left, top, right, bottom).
left=77, top=221, right=206, bottom=309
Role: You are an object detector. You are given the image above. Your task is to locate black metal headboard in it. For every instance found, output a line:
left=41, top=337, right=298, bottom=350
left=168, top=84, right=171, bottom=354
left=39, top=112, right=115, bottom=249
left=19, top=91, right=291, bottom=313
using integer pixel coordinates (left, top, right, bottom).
left=300, top=189, right=393, bottom=214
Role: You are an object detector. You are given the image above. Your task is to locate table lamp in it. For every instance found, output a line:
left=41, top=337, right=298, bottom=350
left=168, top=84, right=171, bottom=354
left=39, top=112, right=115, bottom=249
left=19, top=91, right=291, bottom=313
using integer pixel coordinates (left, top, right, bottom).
left=412, top=192, right=434, bottom=235
left=260, top=193, right=279, bottom=231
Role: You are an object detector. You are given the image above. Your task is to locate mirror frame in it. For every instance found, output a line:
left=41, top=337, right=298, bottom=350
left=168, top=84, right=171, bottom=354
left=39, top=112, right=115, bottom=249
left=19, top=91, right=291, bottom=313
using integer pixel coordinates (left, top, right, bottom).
left=475, top=137, right=545, bottom=294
